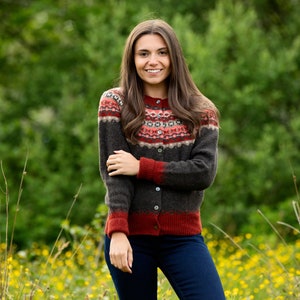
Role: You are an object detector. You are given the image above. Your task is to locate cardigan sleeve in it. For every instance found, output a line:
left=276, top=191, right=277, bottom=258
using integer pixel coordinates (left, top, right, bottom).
left=137, top=110, right=219, bottom=191
left=98, top=89, right=134, bottom=236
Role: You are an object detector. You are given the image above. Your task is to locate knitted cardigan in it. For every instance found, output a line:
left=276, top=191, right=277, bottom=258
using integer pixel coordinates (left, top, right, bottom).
left=98, top=87, right=219, bottom=237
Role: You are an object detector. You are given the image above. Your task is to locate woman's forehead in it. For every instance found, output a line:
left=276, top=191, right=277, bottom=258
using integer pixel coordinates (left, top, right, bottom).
left=135, top=34, right=167, bottom=51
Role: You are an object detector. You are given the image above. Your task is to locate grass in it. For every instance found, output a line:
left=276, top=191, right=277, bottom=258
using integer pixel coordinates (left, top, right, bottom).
left=1, top=227, right=299, bottom=299
left=0, top=160, right=300, bottom=299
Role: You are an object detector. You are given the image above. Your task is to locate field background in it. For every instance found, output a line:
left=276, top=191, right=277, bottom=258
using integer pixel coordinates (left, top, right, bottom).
left=1, top=0, right=300, bottom=299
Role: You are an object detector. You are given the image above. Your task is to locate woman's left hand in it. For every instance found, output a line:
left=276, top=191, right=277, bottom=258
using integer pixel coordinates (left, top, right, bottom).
left=107, top=150, right=140, bottom=176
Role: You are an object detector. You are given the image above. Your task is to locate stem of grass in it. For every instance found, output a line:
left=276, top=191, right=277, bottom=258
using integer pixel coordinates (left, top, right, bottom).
left=1, top=160, right=9, bottom=299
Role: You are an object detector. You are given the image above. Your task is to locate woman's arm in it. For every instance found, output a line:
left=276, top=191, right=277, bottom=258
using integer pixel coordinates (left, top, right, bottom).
left=137, top=125, right=219, bottom=191
left=108, top=108, right=219, bottom=191
left=98, top=89, right=134, bottom=236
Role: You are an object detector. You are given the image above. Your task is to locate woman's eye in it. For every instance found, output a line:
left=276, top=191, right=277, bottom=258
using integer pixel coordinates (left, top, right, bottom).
left=159, top=50, right=168, bottom=56
left=139, top=52, right=148, bottom=57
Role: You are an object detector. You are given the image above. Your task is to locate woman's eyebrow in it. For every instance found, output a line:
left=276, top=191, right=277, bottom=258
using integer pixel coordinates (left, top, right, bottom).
left=136, top=47, right=168, bottom=52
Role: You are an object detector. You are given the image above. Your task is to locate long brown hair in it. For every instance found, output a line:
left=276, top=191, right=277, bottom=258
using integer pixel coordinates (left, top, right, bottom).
left=119, top=19, right=218, bottom=143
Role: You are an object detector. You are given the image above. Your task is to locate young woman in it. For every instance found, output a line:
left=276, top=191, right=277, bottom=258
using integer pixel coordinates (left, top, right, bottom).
left=98, top=19, right=225, bottom=300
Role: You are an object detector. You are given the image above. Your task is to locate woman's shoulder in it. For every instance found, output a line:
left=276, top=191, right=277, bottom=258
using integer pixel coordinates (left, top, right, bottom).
left=197, top=94, right=219, bottom=128
left=100, top=87, right=124, bottom=105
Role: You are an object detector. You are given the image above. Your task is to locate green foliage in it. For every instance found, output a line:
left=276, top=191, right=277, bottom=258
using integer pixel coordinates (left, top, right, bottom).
left=185, top=1, right=300, bottom=234
left=0, top=0, right=300, bottom=246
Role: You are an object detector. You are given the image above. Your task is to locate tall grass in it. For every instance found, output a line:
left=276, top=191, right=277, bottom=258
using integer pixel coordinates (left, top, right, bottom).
left=210, top=171, right=300, bottom=300
left=1, top=154, right=28, bottom=298
left=0, top=160, right=299, bottom=299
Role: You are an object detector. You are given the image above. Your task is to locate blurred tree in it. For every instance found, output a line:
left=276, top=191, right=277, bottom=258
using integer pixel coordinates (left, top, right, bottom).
left=181, top=1, right=300, bottom=233
left=0, top=0, right=299, bottom=246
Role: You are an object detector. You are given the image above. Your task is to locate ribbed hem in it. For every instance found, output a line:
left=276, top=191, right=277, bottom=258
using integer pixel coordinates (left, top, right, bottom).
left=128, top=211, right=202, bottom=236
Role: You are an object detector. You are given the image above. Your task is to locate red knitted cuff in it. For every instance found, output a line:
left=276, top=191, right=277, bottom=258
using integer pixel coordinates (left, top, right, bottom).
left=105, top=212, right=129, bottom=237
left=137, top=157, right=165, bottom=184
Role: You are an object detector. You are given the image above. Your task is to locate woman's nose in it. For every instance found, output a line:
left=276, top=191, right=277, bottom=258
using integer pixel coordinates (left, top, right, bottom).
left=148, top=53, right=158, bottom=64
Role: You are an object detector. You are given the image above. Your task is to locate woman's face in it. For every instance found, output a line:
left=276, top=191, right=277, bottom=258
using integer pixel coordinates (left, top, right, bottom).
left=134, top=34, right=171, bottom=94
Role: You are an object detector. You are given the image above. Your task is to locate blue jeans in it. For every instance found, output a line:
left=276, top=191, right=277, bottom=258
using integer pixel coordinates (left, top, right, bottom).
left=105, top=234, right=225, bottom=300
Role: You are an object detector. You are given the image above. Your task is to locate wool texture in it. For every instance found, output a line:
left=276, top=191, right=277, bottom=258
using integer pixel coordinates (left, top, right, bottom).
left=98, top=88, right=219, bottom=237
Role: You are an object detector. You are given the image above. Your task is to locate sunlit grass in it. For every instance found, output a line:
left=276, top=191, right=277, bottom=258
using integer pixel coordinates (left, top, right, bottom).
left=1, top=227, right=299, bottom=299
left=1, top=160, right=299, bottom=299
left=209, top=230, right=300, bottom=300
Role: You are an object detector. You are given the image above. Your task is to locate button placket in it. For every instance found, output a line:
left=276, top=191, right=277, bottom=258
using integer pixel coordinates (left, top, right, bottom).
left=153, top=99, right=164, bottom=155
left=154, top=186, right=161, bottom=213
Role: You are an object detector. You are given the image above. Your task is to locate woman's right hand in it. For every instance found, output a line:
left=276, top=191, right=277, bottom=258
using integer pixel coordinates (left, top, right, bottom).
left=109, top=232, right=133, bottom=273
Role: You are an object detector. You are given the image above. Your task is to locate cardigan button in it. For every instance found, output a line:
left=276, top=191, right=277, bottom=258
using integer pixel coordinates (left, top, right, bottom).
left=155, top=187, right=161, bottom=192
left=154, top=205, right=159, bottom=211
left=157, top=147, right=163, bottom=153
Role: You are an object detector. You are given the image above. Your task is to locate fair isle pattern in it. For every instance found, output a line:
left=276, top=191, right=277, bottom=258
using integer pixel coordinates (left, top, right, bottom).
left=99, top=88, right=219, bottom=149
left=98, top=89, right=123, bottom=122
left=138, top=97, right=193, bottom=148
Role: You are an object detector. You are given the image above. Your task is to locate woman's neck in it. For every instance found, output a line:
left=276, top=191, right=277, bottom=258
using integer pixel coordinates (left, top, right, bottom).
left=143, top=83, right=168, bottom=99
